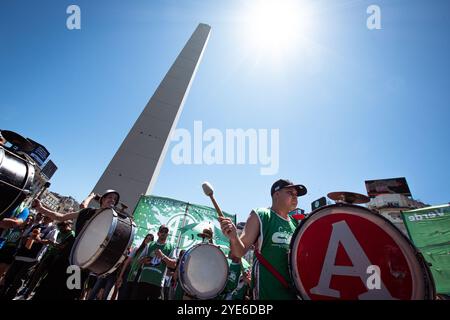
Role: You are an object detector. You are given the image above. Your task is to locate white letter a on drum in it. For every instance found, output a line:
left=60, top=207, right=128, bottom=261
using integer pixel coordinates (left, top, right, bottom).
left=310, top=220, right=396, bottom=299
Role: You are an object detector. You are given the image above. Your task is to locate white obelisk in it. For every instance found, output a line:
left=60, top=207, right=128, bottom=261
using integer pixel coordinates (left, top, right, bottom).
left=92, top=23, right=211, bottom=211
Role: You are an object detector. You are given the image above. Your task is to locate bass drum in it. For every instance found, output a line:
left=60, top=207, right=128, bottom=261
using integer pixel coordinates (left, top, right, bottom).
left=70, top=208, right=136, bottom=276
left=178, top=243, right=229, bottom=299
left=289, top=203, right=436, bottom=300
left=0, top=147, right=35, bottom=217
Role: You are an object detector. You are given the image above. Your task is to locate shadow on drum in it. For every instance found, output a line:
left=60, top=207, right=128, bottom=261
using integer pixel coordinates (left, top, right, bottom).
left=0, top=146, right=35, bottom=218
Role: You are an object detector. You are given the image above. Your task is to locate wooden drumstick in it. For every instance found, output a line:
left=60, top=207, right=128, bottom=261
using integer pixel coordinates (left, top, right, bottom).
left=202, top=182, right=224, bottom=218
left=31, top=182, right=51, bottom=208
left=37, top=182, right=51, bottom=200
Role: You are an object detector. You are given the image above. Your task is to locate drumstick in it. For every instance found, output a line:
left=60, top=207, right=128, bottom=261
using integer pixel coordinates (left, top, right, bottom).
left=202, top=182, right=224, bottom=218
left=31, top=182, right=51, bottom=208
left=37, top=182, right=51, bottom=200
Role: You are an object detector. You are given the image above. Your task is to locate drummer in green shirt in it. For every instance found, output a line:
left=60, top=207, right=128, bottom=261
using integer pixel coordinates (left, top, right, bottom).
left=219, top=179, right=307, bottom=300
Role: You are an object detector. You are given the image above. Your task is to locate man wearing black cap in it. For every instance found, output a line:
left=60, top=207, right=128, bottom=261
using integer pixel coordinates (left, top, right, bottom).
left=220, top=179, right=307, bottom=300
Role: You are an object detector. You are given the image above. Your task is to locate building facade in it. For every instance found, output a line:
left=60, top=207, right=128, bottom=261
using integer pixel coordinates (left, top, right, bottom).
left=367, top=193, right=428, bottom=235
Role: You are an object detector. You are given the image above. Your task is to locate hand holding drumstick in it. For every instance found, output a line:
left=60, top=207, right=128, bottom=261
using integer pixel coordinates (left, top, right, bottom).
left=202, top=181, right=238, bottom=240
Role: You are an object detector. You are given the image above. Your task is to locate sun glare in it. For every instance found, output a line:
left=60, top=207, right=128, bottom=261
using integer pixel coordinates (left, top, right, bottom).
left=240, top=0, right=316, bottom=60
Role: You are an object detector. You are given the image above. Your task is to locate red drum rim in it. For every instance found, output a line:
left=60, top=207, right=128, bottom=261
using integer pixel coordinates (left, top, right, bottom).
left=289, top=203, right=435, bottom=300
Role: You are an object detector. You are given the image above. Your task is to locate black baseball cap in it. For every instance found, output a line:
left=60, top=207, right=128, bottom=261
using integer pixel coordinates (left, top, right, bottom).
left=271, top=179, right=307, bottom=197
left=159, top=225, right=169, bottom=232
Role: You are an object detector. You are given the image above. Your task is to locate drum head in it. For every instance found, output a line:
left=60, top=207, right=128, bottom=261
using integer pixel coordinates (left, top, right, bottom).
left=290, top=204, right=435, bottom=300
left=71, top=209, right=114, bottom=267
left=180, top=244, right=229, bottom=299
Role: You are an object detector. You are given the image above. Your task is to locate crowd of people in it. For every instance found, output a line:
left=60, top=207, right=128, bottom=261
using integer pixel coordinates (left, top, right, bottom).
left=0, top=187, right=258, bottom=301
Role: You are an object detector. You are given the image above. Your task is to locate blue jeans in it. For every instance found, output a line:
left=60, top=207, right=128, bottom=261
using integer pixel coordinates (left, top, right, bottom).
left=87, top=272, right=117, bottom=300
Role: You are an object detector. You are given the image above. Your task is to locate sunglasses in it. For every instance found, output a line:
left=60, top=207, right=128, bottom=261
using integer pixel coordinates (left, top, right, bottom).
left=159, top=229, right=169, bottom=234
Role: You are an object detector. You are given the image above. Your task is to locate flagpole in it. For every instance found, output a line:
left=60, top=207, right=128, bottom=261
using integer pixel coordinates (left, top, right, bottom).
left=176, top=201, right=190, bottom=255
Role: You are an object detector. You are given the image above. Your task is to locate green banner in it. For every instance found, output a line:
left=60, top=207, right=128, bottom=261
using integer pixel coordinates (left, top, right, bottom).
left=132, top=195, right=236, bottom=255
left=402, top=204, right=450, bottom=295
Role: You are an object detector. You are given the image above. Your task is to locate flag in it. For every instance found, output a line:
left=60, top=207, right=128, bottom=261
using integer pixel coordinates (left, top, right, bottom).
left=132, top=195, right=236, bottom=256
left=402, top=204, right=450, bottom=295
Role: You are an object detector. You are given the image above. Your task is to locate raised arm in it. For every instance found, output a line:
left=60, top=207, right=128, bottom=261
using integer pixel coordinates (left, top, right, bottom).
left=33, top=199, right=80, bottom=222
left=220, top=211, right=260, bottom=258
left=80, top=192, right=97, bottom=209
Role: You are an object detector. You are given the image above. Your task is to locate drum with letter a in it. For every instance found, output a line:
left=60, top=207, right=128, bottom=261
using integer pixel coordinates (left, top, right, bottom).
left=70, top=208, right=136, bottom=275
left=289, top=203, right=435, bottom=300
left=178, top=243, right=229, bottom=299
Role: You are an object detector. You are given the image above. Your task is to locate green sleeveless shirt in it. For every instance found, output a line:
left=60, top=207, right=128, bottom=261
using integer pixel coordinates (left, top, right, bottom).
left=252, top=207, right=298, bottom=300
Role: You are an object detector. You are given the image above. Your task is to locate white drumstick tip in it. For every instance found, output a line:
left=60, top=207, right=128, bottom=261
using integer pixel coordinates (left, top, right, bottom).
left=202, top=181, right=214, bottom=196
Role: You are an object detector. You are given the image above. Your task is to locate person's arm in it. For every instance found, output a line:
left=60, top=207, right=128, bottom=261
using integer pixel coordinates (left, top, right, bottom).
left=219, top=211, right=260, bottom=258
left=0, top=218, right=24, bottom=229
left=34, top=238, right=55, bottom=245
left=80, top=193, right=97, bottom=209
left=33, top=199, right=80, bottom=222
left=116, top=256, right=132, bottom=287
left=35, top=227, right=58, bottom=245
left=155, top=249, right=177, bottom=269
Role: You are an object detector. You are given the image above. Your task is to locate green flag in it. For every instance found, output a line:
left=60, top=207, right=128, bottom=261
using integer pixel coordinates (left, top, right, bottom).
left=132, top=195, right=236, bottom=255
left=402, top=204, right=450, bottom=295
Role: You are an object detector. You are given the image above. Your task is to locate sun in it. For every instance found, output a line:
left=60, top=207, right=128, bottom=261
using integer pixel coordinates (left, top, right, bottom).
left=239, top=0, right=316, bottom=60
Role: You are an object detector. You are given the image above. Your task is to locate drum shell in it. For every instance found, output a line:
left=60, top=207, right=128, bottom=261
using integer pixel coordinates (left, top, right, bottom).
left=289, top=203, right=436, bottom=300
left=178, top=243, right=229, bottom=300
left=0, top=147, right=35, bottom=216
left=70, top=209, right=136, bottom=276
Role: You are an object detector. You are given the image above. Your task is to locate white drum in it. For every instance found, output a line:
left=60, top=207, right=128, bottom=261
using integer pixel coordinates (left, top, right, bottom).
left=178, top=243, right=229, bottom=299
left=70, top=208, right=135, bottom=275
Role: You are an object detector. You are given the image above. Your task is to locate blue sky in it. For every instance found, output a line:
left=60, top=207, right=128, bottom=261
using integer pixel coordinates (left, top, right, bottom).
left=1, top=0, right=449, bottom=223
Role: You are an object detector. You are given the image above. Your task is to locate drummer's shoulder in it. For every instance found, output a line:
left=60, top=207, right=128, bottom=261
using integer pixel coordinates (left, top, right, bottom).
left=248, top=208, right=264, bottom=218
left=248, top=208, right=273, bottom=223
left=243, top=211, right=262, bottom=230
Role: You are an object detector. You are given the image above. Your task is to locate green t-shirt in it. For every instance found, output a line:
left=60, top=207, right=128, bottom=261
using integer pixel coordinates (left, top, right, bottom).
left=230, top=281, right=250, bottom=300
left=127, top=245, right=148, bottom=282
left=252, top=207, right=298, bottom=300
left=225, top=261, right=242, bottom=292
left=172, top=280, right=185, bottom=300
left=217, top=260, right=242, bottom=300
left=138, top=241, right=174, bottom=287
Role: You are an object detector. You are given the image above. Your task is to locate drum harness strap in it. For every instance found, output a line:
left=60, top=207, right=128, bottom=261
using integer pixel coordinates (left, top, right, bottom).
left=254, top=249, right=293, bottom=291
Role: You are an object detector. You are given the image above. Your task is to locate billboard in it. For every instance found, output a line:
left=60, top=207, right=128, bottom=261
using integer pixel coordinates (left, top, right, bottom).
left=41, top=160, right=58, bottom=179
left=365, top=177, right=411, bottom=198
left=26, top=138, right=50, bottom=167
left=402, top=204, right=450, bottom=295
left=132, top=195, right=236, bottom=256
